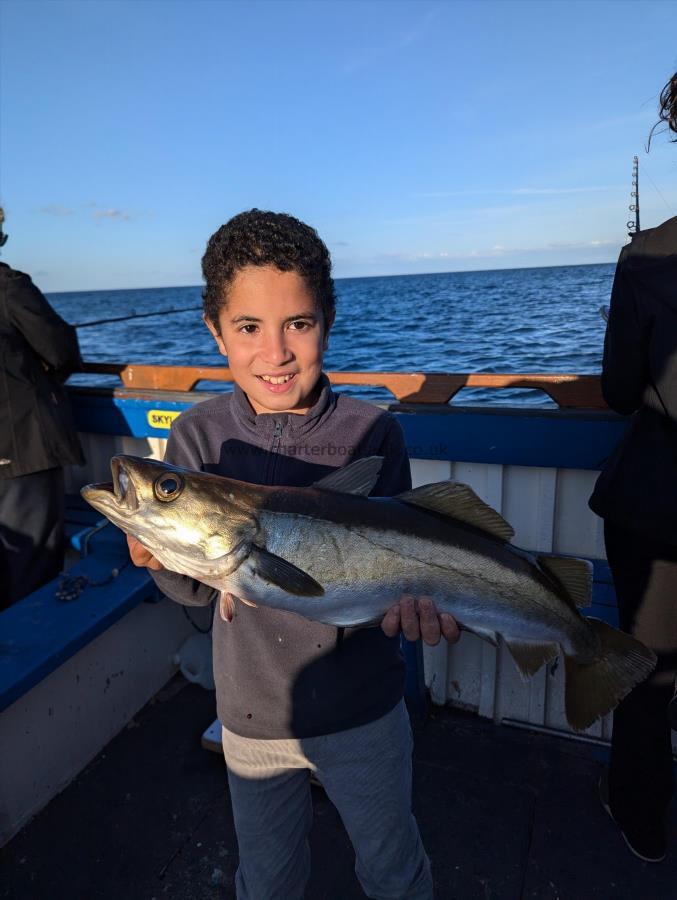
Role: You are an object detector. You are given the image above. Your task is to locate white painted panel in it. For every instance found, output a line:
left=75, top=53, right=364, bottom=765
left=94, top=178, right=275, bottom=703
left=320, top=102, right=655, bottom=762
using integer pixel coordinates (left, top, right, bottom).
left=0, top=598, right=211, bottom=846
left=422, top=642, right=449, bottom=706
left=478, top=640, right=499, bottom=720
left=553, top=468, right=606, bottom=558
left=409, top=458, right=452, bottom=487
left=502, top=465, right=556, bottom=552
left=495, top=641, right=533, bottom=724
left=451, top=462, right=504, bottom=513
left=444, top=633, right=485, bottom=712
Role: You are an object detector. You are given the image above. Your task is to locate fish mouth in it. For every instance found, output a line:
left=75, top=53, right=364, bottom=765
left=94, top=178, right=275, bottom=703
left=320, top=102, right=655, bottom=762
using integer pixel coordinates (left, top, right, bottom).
left=81, top=457, right=139, bottom=513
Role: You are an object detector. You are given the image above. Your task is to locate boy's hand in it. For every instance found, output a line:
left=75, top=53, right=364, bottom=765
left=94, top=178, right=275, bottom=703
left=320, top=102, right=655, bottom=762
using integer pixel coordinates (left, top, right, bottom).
left=381, top=595, right=460, bottom=646
left=127, top=533, right=163, bottom=571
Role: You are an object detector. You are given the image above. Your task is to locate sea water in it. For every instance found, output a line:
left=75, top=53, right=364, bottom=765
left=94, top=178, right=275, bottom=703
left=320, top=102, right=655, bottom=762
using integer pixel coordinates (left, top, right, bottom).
left=49, top=262, right=615, bottom=407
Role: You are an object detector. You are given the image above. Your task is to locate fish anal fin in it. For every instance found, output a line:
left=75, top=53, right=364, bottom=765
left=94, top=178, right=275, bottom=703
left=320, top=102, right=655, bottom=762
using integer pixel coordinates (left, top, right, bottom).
left=537, top=555, right=593, bottom=609
left=397, top=482, right=514, bottom=542
left=313, top=457, right=383, bottom=496
left=505, top=638, right=559, bottom=679
left=250, top=546, right=324, bottom=597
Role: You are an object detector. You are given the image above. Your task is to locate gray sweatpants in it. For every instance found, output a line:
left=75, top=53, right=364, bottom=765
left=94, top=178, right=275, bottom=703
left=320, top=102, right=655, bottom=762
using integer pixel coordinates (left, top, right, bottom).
left=222, top=700, right=433, bottom=900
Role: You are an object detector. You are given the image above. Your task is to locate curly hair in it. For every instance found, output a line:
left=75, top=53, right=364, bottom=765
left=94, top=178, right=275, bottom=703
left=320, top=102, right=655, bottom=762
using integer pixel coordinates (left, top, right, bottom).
left=648, top=71, right=677, bottom=148
left=201, top=209, right=336, bottom=332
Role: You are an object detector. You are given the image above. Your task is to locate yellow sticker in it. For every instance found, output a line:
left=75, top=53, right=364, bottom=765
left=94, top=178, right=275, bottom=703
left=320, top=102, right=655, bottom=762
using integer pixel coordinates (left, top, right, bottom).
left=147, top=409, right=182, bottom=429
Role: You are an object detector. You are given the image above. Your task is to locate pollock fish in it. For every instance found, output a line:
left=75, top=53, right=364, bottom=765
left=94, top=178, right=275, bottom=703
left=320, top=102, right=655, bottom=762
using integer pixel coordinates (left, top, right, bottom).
left=81, top=454, right=656, bottom=731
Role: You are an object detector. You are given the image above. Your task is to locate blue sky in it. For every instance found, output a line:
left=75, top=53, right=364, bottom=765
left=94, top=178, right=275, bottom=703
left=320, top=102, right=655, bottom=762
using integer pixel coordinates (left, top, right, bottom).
left=1, top=0, right=677, bottom=292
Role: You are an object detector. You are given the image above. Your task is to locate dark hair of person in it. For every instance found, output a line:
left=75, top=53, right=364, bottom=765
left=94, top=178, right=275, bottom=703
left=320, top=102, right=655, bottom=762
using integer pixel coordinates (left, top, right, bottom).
left=201, top=209, right=336, bottom=332
left=648, top=71, right=677, bottom=148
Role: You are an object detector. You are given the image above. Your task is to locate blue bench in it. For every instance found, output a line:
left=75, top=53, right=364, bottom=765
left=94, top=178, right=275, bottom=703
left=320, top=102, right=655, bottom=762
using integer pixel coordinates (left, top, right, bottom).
left=0, top=499, right=157, bottom=713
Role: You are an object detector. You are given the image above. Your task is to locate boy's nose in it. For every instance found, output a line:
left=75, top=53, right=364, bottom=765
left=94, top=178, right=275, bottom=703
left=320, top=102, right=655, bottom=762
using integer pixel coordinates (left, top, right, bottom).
left=261, top=330, right=293, bottom=366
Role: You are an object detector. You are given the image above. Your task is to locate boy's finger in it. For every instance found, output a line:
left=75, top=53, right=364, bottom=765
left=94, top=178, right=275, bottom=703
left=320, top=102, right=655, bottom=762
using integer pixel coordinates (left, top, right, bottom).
left=418, top=598, right=441, bottom=646
left=127, top=533, right=163, bottom=570
left=381, top=604, right=401, bottom=637
left=440, top=613, right=461, bottom=644
left=399, top=595, right=421, bottom=642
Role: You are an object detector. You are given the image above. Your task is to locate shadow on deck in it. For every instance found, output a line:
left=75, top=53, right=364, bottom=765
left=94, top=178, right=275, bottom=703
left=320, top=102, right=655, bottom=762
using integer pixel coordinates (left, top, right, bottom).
left=2, top=675, right=676, bottom=900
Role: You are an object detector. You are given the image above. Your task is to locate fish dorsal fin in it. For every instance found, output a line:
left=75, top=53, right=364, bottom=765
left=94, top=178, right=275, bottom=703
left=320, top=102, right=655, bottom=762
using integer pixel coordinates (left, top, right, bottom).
left=537, top=555, right=593, bottom=609
left=397, top=481, right=514, bottom=542
left=313, top=456, right=383, bottom=496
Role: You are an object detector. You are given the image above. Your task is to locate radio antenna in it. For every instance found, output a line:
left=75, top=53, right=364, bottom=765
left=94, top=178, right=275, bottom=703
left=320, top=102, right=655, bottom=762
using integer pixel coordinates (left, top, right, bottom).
left=627, top=155, right=640, bottom=236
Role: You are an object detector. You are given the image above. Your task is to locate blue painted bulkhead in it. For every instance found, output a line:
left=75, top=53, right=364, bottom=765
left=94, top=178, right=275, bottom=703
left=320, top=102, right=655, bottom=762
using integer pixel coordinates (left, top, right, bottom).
left=72, top=388, right=627, bottom=470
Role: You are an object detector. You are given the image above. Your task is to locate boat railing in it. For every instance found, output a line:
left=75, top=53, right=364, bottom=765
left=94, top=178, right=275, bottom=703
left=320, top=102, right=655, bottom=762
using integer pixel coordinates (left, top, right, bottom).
left=81, top=362, right=607, bottom=408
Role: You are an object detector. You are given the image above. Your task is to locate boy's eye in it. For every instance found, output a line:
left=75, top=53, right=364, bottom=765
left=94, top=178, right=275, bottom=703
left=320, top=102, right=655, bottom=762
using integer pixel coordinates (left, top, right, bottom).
left=239, top=323, right=258, bottom=335
left=288, top=320, right=312, bottom=331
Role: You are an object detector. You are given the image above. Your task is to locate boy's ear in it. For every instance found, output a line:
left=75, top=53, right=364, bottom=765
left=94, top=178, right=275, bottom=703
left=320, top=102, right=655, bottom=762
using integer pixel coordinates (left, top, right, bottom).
left=204, top=314, right=227, bottom=358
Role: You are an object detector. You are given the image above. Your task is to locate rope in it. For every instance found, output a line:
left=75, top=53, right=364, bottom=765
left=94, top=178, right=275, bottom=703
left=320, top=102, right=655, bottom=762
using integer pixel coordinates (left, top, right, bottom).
left=56, top=560, right=131, bottom=601
left=182, top=600, right=215, bottom=634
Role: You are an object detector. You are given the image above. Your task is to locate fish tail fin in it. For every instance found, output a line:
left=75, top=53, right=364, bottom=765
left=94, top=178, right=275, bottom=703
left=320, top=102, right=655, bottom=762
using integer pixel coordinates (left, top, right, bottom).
left=564, top=618, right=656, bottom=732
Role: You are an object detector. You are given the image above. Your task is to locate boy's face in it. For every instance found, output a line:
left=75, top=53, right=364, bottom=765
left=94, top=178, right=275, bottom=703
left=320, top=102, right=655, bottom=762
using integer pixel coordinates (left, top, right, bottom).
left=205, top=265, right=331, bottom=416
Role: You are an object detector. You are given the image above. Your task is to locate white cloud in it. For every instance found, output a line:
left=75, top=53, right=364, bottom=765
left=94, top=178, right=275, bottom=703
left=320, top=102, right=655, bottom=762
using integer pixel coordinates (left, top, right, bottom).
left=414, top=186, right=623, bottom=199
left=39, top=204, right=74, bottom=216
left=375, top=238, right=617, bottom=264
left=91, top=208, right=133, bottom=222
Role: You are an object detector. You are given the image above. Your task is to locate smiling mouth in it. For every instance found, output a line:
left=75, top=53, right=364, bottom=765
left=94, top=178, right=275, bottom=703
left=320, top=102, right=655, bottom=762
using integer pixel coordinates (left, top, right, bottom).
left=258, top=373, right=297, bottom=385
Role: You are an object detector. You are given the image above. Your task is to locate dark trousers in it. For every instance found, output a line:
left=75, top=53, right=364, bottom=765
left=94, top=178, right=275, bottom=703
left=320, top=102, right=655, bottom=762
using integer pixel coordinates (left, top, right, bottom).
left=0, top=467, right=65, bottom=609
left=605, top=520, right=677, bottom=830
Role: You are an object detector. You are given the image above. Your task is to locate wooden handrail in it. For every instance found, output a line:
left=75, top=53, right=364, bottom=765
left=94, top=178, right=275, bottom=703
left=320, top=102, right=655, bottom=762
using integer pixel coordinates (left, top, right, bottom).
left=82, top=363, right=607, bottom=409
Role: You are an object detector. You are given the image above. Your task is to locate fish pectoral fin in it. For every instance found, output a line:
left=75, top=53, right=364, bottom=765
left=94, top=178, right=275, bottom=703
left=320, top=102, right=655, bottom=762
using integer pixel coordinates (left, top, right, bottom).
left=313, top=457, right=383, bottom=496
left=459, top=624, right=499, bottom=647
left=504, top=638, right=559, bottom=679
left=396, top=482, right=514, bottom=542
left=537, top=555, right=593, bottom=609
left=250, top=546, right=325, bottom=597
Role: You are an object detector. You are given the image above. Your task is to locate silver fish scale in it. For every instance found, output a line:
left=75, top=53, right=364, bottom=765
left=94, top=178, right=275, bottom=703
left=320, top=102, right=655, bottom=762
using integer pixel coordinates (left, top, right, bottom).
left=251, top=510, right=590, bottom=653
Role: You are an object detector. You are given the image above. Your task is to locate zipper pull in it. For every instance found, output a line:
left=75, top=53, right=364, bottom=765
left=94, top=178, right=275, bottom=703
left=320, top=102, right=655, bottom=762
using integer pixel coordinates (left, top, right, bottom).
left=273, top=421, right=283, bottom=439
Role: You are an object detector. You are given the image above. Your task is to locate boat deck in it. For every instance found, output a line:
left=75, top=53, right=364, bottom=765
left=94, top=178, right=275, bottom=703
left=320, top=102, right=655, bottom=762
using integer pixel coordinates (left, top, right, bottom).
left=2, top=675, right=676, bottom=900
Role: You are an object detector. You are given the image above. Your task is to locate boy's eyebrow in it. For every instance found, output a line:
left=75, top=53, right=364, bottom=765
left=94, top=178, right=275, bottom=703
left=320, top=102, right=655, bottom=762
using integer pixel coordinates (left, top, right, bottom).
left=229, top=311, right=319, bottom=324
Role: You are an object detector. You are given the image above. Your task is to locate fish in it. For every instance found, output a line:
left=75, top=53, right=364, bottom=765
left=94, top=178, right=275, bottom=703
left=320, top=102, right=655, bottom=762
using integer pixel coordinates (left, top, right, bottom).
left=81, top=454, right=656, bottom=731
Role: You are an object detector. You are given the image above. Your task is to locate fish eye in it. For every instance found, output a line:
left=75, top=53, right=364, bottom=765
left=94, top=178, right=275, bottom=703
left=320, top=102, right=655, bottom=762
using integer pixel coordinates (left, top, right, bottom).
left=154, top=473, right=184, bottom=502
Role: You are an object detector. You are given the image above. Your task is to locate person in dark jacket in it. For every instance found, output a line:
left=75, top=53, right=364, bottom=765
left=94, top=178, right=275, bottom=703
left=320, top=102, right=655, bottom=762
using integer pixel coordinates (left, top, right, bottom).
left=589, top=72, right=677, bottom=864
left=0, top=209, right=84, bottom=608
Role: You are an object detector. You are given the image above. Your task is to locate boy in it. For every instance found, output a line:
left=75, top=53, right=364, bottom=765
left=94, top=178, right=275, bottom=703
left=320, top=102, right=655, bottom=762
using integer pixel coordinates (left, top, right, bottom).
left=129, top=210, right=459, bottom=898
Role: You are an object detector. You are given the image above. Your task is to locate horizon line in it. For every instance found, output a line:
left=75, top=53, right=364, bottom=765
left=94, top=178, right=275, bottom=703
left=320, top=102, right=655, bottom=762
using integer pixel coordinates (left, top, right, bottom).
left=45, top=258, right=617, bottom=296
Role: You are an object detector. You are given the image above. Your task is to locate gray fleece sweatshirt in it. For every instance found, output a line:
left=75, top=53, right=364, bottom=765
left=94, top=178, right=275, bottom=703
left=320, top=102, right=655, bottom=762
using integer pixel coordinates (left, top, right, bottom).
left=151, top=375, right=411, bottom=739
